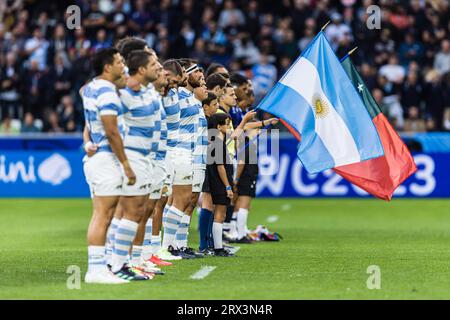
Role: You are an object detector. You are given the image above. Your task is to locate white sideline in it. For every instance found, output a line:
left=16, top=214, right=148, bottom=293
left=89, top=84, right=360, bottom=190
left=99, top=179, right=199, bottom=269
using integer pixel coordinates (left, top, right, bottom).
left=190, top=266, right=217, bottom=280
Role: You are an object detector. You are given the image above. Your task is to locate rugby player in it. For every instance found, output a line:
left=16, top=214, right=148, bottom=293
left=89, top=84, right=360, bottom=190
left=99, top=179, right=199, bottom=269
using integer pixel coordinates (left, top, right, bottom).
left=109, top=50, right=164, bottom=280
left=145, top=59, right=184, bottom=263
left=160, top=59, right=202, bottom=259
left=81, top=48, right=135, bottom=284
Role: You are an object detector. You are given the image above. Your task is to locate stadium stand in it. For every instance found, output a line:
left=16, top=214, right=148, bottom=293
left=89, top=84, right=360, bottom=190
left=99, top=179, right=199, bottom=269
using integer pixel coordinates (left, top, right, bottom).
left=0, top=0, right=448, bottom=134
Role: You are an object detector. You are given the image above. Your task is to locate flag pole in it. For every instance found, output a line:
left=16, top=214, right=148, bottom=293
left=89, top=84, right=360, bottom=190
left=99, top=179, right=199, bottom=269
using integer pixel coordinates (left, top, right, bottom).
left=321, top=20, right=331, bottom=31
left=339, top=46, right=358, bottom=62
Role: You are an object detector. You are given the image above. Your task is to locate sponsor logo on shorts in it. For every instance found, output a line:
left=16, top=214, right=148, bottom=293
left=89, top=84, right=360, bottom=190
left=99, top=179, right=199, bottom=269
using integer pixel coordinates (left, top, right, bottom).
left=152, top=188, right=161, bottom=194
left=183, top=175, right=192, bottom=180
left=194, top=183, right=201, bottom=188
left=116, top=185, right=122, bottom=189
left=139, top=184, right=147, bottom=190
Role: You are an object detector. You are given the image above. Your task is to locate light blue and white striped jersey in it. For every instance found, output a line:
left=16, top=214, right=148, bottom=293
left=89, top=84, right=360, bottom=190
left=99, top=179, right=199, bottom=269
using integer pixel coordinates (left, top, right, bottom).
left=119, top=85, right=155, bottom=156
left=148, top=85, right=167, bottom=161
left=193, top=98, right=208, bottom=169
left=81, top=78, right=125, bottom=153
left=177, top=87, right=199, bottom=152
left=162, top=88, right=180, bottom=150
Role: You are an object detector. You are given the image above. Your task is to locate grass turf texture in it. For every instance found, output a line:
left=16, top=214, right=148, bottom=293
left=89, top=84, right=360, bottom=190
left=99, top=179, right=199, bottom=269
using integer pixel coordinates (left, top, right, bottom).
left=0, top=198, right=450, bottom=299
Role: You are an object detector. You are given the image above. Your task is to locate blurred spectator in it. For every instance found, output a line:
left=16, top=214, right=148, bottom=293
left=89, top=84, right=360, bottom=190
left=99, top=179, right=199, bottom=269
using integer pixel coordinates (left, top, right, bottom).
left=251, top=52, right=277, bottom=104
left=401, top=71, right=423, bottom=111
left=377, top=74, right=404, bottom=129
left=424, top=70, right=446, bottom=130
left=218, top=0, right=245, bottom=29
left=233, top=33, right=260, bottom=66
left=404, top=106, right=426, bottom=132
left=20, top=60, right=50, bottom=118
left=43, top=111, right=63, bottom=133
left=434, top=39, right=450, bottom=76
left=379, top=55, right=406, bottom=84
left=0, top=115, right=20, bottom=134
left=92, top=29, right=112, bottom=51
left=56, top=95, right=77, bottom=132
left=325, top=12, right=352, bottom=51
left=48, top=54, right=71, bottom=107
left=24, top=28, right=49, bottom=71
left=0, top=52, right=21, bottom=119
left=398, top=33, right=424, bottom=68
left=20, top=112, right=40, bottom=133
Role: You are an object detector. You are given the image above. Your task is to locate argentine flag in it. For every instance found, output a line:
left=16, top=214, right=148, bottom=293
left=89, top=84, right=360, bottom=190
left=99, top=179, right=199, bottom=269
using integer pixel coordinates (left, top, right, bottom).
left=257, top=32, right=384, bottom=174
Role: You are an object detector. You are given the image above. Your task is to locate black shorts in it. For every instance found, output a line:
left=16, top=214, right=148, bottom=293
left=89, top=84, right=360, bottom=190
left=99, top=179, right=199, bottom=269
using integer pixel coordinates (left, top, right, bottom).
left=237, top=165, right=258, bottom=198
left=237, top=176, right=257, bottom=198
left=202, top=170, right=210, bottom=193
left=211, top=192, right=231, bottom=206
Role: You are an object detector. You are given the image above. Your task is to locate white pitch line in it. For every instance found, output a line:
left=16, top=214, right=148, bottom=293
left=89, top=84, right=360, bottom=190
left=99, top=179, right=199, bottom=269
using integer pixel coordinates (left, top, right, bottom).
left=266, top=215, right=279, bottom=223
left=190, top=266, right=217, bottom=280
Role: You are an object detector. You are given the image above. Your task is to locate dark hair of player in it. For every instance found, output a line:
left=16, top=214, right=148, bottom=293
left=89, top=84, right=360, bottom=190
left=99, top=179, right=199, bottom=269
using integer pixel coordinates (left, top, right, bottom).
left=91, top=48, right=119, bottom=76
left=206, top=73, right=229, bottom=90
left=163, top=59, right=183, bottom=76
left=117, top=37, right=150, bottom=60
left=126, top=50, right=152, bottom=76
left=202, top=91, right=218, bottom=107
left=230, top=72, right=248, bottom=87
left=205, top=62, right=226, bottom=78
left=178, top=58, right=197, bottom=69
left=207, top=112, right=230, bottom=130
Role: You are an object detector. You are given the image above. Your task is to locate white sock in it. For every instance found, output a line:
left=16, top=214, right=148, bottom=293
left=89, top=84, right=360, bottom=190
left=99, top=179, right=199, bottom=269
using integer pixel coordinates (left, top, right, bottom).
left=111, top=219, right=138, bottom=273
left=230, top=211, right=238, bottom=238
left=162, top=205, right=183, bottom=249
left=105, top=217, right=120, bottom=265
left=213, top=222, right=223, bottom=249
left=87, top=245, right=107, bottom=273
left=175, top=214, right=191, bottom=249
left=151, top=234, right=162, bottom=255
left=237, top=208, right=249, bottom=239
left=131, top=245, right=142, bottom=266
left=142, top=218, right=153, bottom=260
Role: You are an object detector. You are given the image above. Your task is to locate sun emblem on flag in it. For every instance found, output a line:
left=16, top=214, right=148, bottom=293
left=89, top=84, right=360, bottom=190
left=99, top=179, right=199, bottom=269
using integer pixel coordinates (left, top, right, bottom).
left=313, top=96, right=330, bottom=119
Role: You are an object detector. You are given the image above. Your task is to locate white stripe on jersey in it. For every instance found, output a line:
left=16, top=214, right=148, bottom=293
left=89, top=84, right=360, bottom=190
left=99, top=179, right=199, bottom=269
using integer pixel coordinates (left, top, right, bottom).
left=148, top=85, right=167, bottom=160
left=177, top=87, right=199, bottom=152
left=162, top=88, right=180, bottom=150
left=119, top=85, right=155, bottom=156
left=81, top=78, right=125, bottom=153
left=193, top=99, right=208, bottom=169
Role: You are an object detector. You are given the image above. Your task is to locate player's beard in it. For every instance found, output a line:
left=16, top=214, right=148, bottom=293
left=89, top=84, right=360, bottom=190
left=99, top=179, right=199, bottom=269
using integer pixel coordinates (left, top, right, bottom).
left=188, top=75, right=201, bottom=88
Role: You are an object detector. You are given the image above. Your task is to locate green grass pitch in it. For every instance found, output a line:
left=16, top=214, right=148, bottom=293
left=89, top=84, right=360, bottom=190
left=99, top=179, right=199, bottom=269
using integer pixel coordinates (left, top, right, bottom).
left=1, top=198, right=450, bottom=299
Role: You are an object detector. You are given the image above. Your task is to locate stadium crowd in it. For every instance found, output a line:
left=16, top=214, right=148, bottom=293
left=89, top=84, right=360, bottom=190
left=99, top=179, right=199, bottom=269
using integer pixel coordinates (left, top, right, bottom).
left=0, top=0, right=449, bottom=134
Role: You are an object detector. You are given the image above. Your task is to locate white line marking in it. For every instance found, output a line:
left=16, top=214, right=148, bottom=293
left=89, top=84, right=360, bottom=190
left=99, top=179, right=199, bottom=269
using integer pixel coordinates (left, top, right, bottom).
left=281, top=204, right=291, bottom=211
left=266, top=215, right=279, bottom=223
left=190, top=266, right=217, bottom=280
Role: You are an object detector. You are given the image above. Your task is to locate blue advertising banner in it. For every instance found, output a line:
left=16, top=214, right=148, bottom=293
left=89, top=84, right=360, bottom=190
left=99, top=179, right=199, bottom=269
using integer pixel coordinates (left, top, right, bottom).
left=0, top=137, right=448, bottom=198
left=0, top=151, right=90, bottom=197
left=256, top=137, right=448, bottom=198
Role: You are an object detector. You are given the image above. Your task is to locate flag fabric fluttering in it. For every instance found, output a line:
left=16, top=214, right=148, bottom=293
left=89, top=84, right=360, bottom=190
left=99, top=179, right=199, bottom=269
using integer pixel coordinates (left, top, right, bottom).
left=257, top=31, right=384, bottom=174
left=332, top=57, right=417, bottom=201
